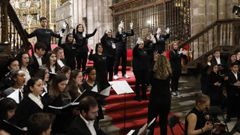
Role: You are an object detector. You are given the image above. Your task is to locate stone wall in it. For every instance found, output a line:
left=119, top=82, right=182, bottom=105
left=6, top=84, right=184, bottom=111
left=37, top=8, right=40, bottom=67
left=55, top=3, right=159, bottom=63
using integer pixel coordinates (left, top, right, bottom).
left=55, top=0, right=113, bottom=49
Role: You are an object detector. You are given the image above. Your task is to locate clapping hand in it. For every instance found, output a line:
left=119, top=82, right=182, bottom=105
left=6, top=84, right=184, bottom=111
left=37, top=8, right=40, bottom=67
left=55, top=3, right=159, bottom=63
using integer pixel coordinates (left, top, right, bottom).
left=130, top=22, right=133, bottom=29
left=165, top=27, right=170, bottom=34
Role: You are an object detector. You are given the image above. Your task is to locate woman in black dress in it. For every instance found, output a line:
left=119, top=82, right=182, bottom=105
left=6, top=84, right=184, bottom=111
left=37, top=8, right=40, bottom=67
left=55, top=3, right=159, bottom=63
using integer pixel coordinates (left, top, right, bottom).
left=147, top=54, right=172, bottom=135
left=89, top=43, right=109, bottom=91
left=73, top=24, right=97, bottom=71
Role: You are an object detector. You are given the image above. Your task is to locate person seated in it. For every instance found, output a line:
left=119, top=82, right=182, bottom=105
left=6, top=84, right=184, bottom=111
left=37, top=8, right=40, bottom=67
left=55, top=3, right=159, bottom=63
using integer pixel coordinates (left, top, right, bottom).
left=27, top=113, right=53, bottom=135
left=13, top=78, right=45, bottom=128
left=3, top=70, right=25, bottom=103
left=0, top=98, right=23, bottom=135
left=0, top=57, right=20, bottom=92
left=185, top=94, right=213, bottom=135
left=66, top=96, right=106, bottom=135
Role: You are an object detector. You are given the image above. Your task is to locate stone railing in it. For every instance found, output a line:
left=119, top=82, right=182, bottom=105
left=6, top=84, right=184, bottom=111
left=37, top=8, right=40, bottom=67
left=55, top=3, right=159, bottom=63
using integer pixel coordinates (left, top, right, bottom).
left=0, top=0, right=31, bottom=55
left=178, top=19, right=240, bottom=65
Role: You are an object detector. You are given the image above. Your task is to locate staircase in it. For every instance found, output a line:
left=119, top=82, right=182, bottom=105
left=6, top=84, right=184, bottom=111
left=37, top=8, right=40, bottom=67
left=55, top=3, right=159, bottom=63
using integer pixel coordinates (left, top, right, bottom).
left=0, top=0, right=31, bottom=61
left=100, top=70, right=201, bottom=135
left=179, top=19, right=240, bottom=70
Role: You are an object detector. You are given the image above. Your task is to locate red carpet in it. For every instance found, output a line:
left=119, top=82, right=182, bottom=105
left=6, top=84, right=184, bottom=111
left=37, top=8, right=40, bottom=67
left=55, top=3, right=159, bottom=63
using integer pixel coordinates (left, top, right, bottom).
left=104, top=70, right=185, bottom=135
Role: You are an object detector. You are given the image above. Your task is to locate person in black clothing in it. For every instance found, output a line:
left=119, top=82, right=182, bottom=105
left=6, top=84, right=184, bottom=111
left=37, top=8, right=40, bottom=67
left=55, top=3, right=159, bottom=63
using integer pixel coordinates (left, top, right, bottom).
left=200, top=54, right=213, bottom=94
left=59, top=33, right=77, bottom=69
left=101, top=29, right=117, bottom=81
left=207, top=64, right=224, bottom=107
left=211, top=49, right=226, bottom=75
left=73, top=24, right=97, bottom=71
left=0, top=98, right=19, bottom=135
left=0, top=98, right=17, bottom=121
left=169, top=42, right=182, bottom=96
left=26, top=17, right=61, bottom=52
left=226, top=62, right=240, bottom=122
left=132, top=38, right=149, bottom=101
left=66, top=96, right=106, bottom=135
left=89, top=43, right=109, bottom=91
left=153, top=27, right=170, bottom=54
left=0, top=57, right=20, bottom=92
left=28, top=42, right=46, bottom=76
left=148, top=54, right=172, bottom=135
left=66, top=70, right=84, bottom=100
left=143, top=34, right=155, bottom=85
left=82, top=67, right=105, bottom=120
left=185, top=94, right=213, bottom=135
left=27, top=113, right=53, bottom=135
left=46, top=73, right=72, bottom=134
left=113, top=21, right=134, bottom=79
left=13, top=78, right=45, bottom=128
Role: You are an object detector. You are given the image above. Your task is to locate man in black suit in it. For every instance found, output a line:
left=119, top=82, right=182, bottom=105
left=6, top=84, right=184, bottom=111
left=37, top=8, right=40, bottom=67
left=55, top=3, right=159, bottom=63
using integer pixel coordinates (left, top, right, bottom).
left=211, top=49, right=226, bottom=74
left=226, top=62, right=240, bottom=122
left=28, top=42, right=46, bottom=76
left=66, top=96, right=106, bottom=135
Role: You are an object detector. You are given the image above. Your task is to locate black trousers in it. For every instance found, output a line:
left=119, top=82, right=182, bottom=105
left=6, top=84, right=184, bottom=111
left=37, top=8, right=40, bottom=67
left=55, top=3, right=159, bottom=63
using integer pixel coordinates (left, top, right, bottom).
left=106, top=56, right=115, bottom=81
left=226, top=90, right=240, bottom=119
left=114, top=49, right=127, bottom=76
left=171, top=73, right=180, bottom=92
left=148, top=79, right=171, bottom=135
left=133, top=70, right=148, bottom=98
left=76, top=52, right=88, bottom=71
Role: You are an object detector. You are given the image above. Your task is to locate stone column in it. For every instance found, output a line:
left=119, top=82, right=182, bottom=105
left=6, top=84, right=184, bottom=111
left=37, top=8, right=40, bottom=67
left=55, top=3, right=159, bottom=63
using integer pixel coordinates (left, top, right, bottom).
left=191, top=0, right=206, bottom=59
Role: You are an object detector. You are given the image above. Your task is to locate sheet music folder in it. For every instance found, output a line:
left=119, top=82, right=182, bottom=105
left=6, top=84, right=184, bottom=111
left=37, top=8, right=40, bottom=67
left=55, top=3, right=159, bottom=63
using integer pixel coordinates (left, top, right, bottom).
left=0, top=120, right=27, bottom=135
left=127, top=118, right=156, bottom=135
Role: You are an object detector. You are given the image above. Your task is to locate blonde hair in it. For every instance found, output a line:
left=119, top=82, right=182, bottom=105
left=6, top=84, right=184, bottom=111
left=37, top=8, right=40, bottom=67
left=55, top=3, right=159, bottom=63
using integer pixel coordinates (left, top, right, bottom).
left=153, top=55, right=172, bottom=80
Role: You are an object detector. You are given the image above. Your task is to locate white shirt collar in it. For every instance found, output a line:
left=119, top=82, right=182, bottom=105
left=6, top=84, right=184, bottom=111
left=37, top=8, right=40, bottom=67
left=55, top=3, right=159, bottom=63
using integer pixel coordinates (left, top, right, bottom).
left=79, top=114, right=96, bottom=135
left=57, top=59, right=64, bottom=68
left=28, top=93, right=44, bottom=109
left=215, top=57, right=221, bottom=64
left=34, top=53, right=42, bottom=66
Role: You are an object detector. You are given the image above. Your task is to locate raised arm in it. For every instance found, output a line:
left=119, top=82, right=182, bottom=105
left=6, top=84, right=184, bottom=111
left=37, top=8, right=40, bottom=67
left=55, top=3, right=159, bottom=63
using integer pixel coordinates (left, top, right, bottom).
left=86, top=28, right=97, bottom=38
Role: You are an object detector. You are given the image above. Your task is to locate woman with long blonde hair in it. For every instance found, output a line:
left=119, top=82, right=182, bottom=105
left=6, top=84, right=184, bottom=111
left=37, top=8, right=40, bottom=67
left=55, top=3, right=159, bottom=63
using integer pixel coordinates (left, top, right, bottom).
left=148, top=54, right=172, bottom=135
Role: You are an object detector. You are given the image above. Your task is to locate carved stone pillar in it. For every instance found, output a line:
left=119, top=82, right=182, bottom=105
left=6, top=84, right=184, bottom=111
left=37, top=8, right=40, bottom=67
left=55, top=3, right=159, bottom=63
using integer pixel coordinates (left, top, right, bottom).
left=1, top=0, right=9, bottom=43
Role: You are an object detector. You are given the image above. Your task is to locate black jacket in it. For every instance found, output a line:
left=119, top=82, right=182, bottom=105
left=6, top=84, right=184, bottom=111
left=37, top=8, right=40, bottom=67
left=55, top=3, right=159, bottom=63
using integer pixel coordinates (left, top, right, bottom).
left=13, top=96, right=44, bottom=128
left=27, top=28, right=61, bottom=51
left=153, top=33, right=170, bottom=53
left=66, top=116, right=106, bottom=135
left=115, top=29, right=134, bottom=50
left=59, top=42, right=76, bottom=66
left=132, top=46, right=149, bottom=71
left=170, top=49, right=181, bottom=74
left=101, top=34, right=117, bottom=57
left=73, top=29, right=97, bottom=53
